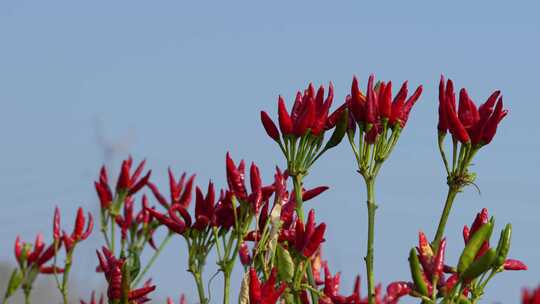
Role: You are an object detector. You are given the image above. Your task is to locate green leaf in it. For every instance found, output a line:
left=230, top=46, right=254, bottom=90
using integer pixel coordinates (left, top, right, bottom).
left=276, top=245, right=294, bottom=282
left=127, top=250, right=141, bottom=280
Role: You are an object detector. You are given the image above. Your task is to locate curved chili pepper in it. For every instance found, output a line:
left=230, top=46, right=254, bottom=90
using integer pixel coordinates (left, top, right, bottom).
left=457, top=219, right=494, bottom=274
left=324, top=108, right=349, bottom=150
left=434, top=238, right=446, bottom=279
left=409, top=248, right=428, bottom=296
left=461, top=248, right=497, bottom=280
left=260, top=111, right=280, bottom=142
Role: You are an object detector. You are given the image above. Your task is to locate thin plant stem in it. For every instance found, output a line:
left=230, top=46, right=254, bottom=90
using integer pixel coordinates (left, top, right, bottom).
left=432, top=185, right=459, bottom=251
left=60, top=250, right=74, bottom=304
left=132, top=232, right=173, bottom=287
left=364, top=178, right=377, bottom=304
left=22, top=285, right=31, bottom=304
left=192, top=271, right=208, bottom=304
left=292, top=174, right=319, bottom=304
left=223, top=270, right=231, bottom=304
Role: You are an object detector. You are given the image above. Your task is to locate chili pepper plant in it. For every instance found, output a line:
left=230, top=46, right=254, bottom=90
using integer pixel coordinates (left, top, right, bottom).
left=1, top=74, right=531, bottom=304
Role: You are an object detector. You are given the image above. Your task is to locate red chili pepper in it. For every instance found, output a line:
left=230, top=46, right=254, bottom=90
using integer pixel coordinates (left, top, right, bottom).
left=379, top=81, right=392, bottom=119
left=249, top=163, right=263, bottom=213
left=277, top=96, right=294, bottom=135
left=36, top=242, right=59, bottom=266
left=438, top=75, right=449, bottom=133
left=249, top=268, right=262, bottom=304
left=365, top=74, right=378, bottom=125
left=27, top=234, right=44, bottom=264
left=260, top=111, right=280, bottom=141
left=349, top=76, right=367, bottom=123
left=94, top=172, right=113, bottom=210
left=302, top=186, right=329, bottom=201
left=458, top=88, right=480, bottom=132
left=39, top=266, right=64, bottom=274
left=69, top=208, right=93, bottom=242
left=239, top=242, right=251, bottom=266
left=14, top=236, right=23, bottom=262
left=399, top=85, right=423, bottom=127
left=503, top=259, right=527, bottom=271
left=470, top=208, right=489, bottom=235
left=294, top=96, right=316, bottom=136
left=481, top=97, right=508, bottom=145
left=463, top=225, right=470, bottom=243
left=386, top=281, right=412, bottom=302
left=389, top=81, right=408, bottom=126
left=302, top=223, right=326, bottom=258
left=445, top=93, right=470, bottom=143
left=128, top=285, right=156, bottom=301
left=434, top=238, right=446, bottom=279
left=53, top=206, right=61, bottom=241
left=226, top=152, right=248, bottom=201
left=146, top=207, right=186, bottom=234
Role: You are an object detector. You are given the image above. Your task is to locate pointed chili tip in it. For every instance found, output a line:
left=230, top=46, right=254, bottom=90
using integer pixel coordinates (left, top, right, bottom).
left=260, top=110, right=280, bottom=141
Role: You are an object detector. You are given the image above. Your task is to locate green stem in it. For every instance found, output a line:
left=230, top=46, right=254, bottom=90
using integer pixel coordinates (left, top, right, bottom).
left=192, top=271, right=208, bottom=304
left=110, top=215, right=116, bottom=254
left=61, top=250, right=74, bottom=304
left=365, top=178, right=377, bottom=304
left=22, top=285, right=31, bottom=304
left=223, top=270, right=231, bottom=304
left=292, top=175, right=305, bottom=222
left=432, top=185, right=460, bottom=251
left=291, top=174, right=319, bottom=304
left=132, top=232, right=173, bottom=287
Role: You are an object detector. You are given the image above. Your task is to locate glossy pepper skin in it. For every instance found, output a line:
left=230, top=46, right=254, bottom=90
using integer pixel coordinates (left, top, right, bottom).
left=261, top=82, right=334, bottom=139
left=248, top=267, right=286, bottom=304
left=14, top=234, right=63, bottom=274
left=320, top=263, right=410, bottom=304
left=147, top=169, right=195, bottom=209
left=289, top=209, right=326, bottom=258
left=116, top=157, right=152, bottom=196
left=438, top=76, right=508, bottom=145
left=461, top=209, right=526, bottom=274
left=60, top=207, right=94, bottom=252
left=348, top=75, right=423, bottom=129
left=94, top=166, right=113, bottom=210
left=96, top=247, right=156, bottom=303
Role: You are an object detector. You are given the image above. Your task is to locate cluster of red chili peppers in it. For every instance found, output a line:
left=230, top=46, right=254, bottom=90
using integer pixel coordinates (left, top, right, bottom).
left=2, top=74, right=535, bottom=304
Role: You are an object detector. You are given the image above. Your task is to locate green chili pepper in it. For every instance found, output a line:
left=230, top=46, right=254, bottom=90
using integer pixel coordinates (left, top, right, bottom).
left=461, top=248, right=497, bottom=280
left=494, top=224, right=512, bottom=268
left=324, top=109, right=349, bottom=150
left=457, top=218, right=494, bottom=274
left=408, top=248, right=428, bottom=295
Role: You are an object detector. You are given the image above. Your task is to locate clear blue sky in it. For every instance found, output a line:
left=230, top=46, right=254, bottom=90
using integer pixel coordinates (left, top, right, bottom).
left=1, top=1, right=539, bottom=302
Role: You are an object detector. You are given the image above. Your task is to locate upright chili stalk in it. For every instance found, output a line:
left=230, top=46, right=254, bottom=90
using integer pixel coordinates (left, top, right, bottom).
left=22, top=285, right=31, bottom=304
left=345, top=75, right=423, bottom=304
left=291, top=173, right=319, bottom=304
left=365, top=178, right=376, bottom=304
left=432, top=185, right=459, bottom=250
left=292, top=175, right=305, bottom=222
left=60, top=250, right=74, bottom=304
